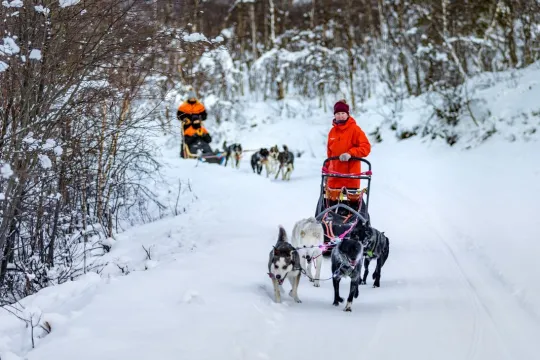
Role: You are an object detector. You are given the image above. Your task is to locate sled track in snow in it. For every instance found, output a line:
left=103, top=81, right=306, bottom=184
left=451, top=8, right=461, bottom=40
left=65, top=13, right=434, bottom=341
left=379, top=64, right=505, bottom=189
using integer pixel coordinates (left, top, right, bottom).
left=381, top=181, right=530, bottom=360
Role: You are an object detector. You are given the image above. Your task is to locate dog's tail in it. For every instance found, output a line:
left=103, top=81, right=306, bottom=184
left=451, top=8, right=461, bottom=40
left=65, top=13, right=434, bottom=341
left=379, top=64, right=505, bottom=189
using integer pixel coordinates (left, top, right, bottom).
left=277, top=225, right=288, bottom=243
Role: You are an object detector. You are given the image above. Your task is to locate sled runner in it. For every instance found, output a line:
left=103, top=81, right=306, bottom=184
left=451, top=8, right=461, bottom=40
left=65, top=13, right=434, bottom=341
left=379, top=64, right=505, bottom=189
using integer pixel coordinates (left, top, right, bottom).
left=314, top=156, right=372, bottom=256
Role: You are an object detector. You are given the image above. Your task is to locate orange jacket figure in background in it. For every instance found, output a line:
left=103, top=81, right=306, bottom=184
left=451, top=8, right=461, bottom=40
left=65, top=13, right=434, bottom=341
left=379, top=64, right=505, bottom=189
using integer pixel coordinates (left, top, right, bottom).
left=326, top=100, right=371, bottom=189
left=177, top=90, right=207, bottom=132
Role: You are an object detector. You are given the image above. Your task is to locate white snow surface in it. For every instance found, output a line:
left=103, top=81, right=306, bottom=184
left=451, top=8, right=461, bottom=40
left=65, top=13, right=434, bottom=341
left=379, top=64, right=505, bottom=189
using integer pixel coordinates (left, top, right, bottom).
left=0, top=37, right=20, bottom=56
left=28, top=49, right=41, bottom=60
left=183, top=32, right=208, bottom=43
left=1, top=68, right=540, bottom=360
left=34, top=5, right=50, bottom=15
left=2, top=0, right=23, bottom=8
left=59, top=0, right=80, bottom=7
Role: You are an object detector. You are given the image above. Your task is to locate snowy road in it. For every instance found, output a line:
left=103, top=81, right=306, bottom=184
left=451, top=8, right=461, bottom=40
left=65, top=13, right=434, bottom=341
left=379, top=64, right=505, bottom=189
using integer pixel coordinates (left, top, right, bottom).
left=17, top=145, right=540, bottom=360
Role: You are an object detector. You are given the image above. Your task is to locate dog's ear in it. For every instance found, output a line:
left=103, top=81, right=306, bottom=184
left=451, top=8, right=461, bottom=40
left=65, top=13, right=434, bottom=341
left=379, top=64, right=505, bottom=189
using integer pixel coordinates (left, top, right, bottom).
left=277, top=225, right=288, bottom=243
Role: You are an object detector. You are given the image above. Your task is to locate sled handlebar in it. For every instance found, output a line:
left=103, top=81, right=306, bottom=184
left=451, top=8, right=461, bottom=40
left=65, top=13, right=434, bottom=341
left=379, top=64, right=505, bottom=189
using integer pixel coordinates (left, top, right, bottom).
left=322, top=157, right=372, bottom=178
left=323, top=156, right=371, bottom=171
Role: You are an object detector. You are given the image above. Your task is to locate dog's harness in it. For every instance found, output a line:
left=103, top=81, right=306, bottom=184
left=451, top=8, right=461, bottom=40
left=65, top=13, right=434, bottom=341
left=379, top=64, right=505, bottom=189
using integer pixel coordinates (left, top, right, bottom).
left=363, top=230, right=383, bottom=258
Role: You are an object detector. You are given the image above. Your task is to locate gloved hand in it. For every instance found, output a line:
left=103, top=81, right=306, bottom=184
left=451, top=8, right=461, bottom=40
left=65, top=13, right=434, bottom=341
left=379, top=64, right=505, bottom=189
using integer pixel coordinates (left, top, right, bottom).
left=339, top=153, right=351, bottom=161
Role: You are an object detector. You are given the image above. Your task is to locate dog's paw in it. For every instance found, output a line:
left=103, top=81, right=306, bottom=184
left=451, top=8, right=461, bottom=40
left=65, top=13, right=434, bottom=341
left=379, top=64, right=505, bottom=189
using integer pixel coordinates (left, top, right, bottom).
left=313, top=282, right=320, bottom=287
left=373, top=283, right=380, bottom=288
left=294, top=298, right=302, bottom=303
left=332, top=296, right=344, bottom=306
left=360, top=280, right=366, bottom=285
left=344, top=307, right=352, bottom=312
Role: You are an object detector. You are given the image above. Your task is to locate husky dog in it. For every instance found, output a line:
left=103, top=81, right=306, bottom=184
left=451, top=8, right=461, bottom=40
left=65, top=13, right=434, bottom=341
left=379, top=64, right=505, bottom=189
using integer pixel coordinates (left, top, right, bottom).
left=275, top=145, right=294, bottom=181
left=223, top=141, right=243, bottom=168
left=269, top=145, right=279, bottom=159
left=251, top=148, right=270, bottom=175
left=291, top=217, right=325, bottom=287
left=355, top=222, right=390, bottom=288
left=331, top=226, right=366, bottom=312
left=268, top=226, right=302, bottom=303
left=264, top=145, right=279, bottom=176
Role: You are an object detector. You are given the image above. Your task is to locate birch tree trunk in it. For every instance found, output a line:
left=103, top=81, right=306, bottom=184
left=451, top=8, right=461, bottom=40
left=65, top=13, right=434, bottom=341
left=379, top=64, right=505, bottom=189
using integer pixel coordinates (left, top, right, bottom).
left=249, top=1, right=258, bottom=60
left=268, top=0, right=276, bottom=47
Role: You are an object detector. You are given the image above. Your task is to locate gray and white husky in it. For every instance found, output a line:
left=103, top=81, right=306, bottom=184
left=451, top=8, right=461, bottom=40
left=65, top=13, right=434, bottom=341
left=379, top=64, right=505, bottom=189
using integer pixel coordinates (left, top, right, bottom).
left=291, top=217, right=325, bottom=287
left=268, top=226, right=302, bottom=303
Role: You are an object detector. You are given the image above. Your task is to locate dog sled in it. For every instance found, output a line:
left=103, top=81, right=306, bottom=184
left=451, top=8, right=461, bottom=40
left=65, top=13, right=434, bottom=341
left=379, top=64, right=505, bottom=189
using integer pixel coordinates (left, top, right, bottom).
left=180, top=121, right=225, bottom=164
left=314, top=156, right=372, bottom=256
left=181, top=139, right=225, bottom=165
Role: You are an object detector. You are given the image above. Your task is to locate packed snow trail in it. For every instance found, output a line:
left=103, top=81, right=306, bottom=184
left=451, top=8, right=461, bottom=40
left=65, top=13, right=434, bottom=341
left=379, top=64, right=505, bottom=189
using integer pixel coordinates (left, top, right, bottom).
left=6, top=142, right=540, bottom=360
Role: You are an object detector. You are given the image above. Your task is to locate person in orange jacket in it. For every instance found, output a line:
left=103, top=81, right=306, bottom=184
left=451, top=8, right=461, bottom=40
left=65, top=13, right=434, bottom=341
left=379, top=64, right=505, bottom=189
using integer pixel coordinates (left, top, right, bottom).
left=183, top=116, right=212, bottom=148
left=326, top=99, right=371, bottom=219
left=177, top=90, right=207, bottom=132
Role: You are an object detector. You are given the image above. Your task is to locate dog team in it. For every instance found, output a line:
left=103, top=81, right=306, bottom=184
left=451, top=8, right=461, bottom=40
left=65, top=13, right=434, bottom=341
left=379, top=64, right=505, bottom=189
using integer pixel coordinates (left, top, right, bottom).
left=268, top=217, right=390, bottom=312
left=222, top=141, right=296, bottom=181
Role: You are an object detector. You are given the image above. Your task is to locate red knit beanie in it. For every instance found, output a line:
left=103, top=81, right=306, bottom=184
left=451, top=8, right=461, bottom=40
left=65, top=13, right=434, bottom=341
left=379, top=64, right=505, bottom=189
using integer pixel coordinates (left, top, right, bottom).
left=334, top=100, right=349, bottom=114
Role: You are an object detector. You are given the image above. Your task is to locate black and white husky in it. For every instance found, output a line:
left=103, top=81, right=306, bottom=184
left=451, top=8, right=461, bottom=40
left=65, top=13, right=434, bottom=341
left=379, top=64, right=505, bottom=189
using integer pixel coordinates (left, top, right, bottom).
left=267, top=226, right=302, bottom=303
left=291, top=217, right=324, bottom=287
left=223, top=141, right=243, bottom=168
left=331, top=226, right=366, bottom=312
left=357, top=222, right=390, bottom=288
left=251, top=148, right=270, bottom=175
left=275, top=145, right=294, bottom=181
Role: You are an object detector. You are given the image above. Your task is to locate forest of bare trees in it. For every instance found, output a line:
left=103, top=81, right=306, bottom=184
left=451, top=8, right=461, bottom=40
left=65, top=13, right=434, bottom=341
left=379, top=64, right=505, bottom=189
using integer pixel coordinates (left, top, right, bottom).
left=2, top=0, right=540, bottom=303
left=0, top=0, right=197, bottom=303
left=161, top=1, right=540, bottom=102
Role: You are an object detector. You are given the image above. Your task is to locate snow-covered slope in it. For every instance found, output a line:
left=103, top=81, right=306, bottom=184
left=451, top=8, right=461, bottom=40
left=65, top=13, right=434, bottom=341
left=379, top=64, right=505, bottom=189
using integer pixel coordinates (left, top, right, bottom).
left=2, top=64, right=540, bottom=360
left=205, top=62, right=540, bottom=150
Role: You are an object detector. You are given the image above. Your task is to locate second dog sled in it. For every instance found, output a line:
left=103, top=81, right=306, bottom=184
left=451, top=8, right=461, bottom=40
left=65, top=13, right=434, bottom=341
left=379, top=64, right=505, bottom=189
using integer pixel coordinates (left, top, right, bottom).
left=314, top=156, right=372, bottom=256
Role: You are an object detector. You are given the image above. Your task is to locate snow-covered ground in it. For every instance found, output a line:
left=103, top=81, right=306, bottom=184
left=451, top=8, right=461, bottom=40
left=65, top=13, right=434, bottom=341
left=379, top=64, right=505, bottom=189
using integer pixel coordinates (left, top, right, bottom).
left=1, top=128, right=539, bottom=360
left=2, top=64, right=540, bottom=359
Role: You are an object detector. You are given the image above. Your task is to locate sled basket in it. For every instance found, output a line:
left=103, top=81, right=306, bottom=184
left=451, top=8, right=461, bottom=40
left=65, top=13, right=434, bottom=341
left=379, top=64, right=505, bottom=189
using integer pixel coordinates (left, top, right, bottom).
left=324, top=187, right=365, bottom=202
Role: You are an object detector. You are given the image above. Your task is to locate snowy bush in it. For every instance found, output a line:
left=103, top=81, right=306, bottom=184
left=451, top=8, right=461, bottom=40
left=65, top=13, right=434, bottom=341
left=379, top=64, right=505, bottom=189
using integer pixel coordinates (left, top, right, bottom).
left=0, top=0, right=200, bottom=304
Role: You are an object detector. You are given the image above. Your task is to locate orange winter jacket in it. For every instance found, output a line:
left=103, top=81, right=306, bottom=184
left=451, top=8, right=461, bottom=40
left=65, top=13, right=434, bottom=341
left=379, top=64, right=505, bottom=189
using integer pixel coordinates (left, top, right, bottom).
left=184, top=126, right=209, bottom=137
left=178, top=101, right=206, bottom=116
left=178, top=101, right=207, bottom=131
left=326, top=117, right=371, bottom=189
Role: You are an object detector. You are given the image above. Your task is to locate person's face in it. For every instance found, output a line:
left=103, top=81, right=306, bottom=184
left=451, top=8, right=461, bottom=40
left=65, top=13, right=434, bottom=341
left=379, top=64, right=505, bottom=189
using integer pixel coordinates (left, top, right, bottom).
left=335, top=112, right=348, bottom=121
